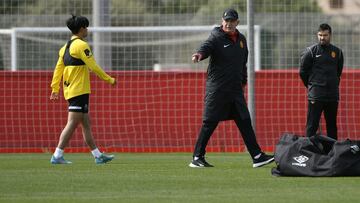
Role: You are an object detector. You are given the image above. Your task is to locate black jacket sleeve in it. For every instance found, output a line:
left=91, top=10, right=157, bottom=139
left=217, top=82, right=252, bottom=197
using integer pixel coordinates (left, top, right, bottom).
left=242, top=37, right=248, bottom=85
left=300, top=47, right=313, bottom=87
left=338, top=50, right=344, bottom=79
left=197, top=33, right=216, bottom=60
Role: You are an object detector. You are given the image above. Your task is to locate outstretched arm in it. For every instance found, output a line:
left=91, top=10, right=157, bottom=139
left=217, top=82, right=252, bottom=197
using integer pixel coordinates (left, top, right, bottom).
left=191, top=33, right=216, bottom=63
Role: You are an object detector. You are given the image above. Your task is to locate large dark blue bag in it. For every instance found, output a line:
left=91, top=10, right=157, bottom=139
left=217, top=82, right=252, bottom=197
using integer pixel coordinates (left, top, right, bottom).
left=272, top=133, right=360, bottom=176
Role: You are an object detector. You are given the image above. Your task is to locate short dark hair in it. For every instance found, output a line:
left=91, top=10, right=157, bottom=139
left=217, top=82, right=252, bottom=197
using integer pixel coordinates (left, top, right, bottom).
left=318, top=23, right=332, bottom=34
left=66, top=14, right=89, bottom=34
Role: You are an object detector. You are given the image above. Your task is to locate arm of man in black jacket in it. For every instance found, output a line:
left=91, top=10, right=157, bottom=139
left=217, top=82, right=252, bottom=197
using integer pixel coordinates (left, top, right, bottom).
left=192, top=33, right=215, bottom=63
left=337, top=50, right=344, bottom=80
left=300, top=48, right=313, bottom=87
left=241, top=37, right=248, bottom=88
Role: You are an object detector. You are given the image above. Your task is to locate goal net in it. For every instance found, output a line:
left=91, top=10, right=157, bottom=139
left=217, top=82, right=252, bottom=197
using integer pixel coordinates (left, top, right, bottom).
left=1, top=0, right=360, bottom=153
left=0, top=25, right=262, bottom=153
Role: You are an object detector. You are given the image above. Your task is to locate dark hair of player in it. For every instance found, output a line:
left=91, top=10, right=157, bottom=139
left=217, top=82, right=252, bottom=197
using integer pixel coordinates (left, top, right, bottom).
left=66, top=14, right=89, bottom=34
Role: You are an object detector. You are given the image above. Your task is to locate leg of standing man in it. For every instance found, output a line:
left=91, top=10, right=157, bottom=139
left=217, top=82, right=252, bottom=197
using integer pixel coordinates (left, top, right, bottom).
left=323, top=101, right=338, bottom=140
left=306, top=100, right=324, bottom=137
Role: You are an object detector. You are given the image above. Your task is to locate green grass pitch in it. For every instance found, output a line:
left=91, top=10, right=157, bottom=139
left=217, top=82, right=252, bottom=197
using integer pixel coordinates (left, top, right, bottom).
left=0, top=153, right=360, bottom=203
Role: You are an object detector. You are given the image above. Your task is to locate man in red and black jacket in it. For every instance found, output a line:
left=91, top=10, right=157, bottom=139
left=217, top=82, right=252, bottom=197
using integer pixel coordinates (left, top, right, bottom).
left=189, top=8, right=274, bottom=168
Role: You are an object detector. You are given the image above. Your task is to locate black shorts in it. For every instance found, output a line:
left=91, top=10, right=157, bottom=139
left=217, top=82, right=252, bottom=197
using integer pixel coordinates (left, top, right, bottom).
left=67, top=94, right=89, bottom=113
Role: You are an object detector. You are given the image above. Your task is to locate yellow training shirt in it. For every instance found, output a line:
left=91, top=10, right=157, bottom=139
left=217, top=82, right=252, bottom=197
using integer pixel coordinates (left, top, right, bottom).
left=51, top=36, right=115, bottom=100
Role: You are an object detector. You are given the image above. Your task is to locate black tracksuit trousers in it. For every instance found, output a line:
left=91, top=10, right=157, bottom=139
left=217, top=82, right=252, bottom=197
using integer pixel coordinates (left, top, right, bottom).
left=306, top=100, right=338, bottom=140
left=193, top=117, right=262, bottom=159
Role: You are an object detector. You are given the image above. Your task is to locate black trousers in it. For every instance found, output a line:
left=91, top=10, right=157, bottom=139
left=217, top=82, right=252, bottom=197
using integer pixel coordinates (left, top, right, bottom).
left=192, top=117, right=262, bottom=159
left=306, top=100, right=338, bottom=140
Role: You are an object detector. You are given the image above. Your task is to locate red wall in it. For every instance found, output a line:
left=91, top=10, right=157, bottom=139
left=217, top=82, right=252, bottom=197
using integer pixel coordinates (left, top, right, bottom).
left=1, top=70, right=360, bottom=153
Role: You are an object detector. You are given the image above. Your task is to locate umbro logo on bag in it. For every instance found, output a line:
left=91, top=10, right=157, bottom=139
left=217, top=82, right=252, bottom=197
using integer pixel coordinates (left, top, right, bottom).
left=292, top=155, right=309, bottom=167
left=350, top=145, right=360, bottom=154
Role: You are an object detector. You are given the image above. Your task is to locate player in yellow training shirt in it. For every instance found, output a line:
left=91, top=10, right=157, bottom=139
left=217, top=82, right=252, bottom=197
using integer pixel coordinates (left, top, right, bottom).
left=50, top=15, right=116, bottom=164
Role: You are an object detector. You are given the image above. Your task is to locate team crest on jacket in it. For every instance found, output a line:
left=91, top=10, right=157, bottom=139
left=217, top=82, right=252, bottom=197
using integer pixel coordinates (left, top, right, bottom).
left=331, top=51, right=336, bottom=58
left=240, top=41, right=244, bottom=48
